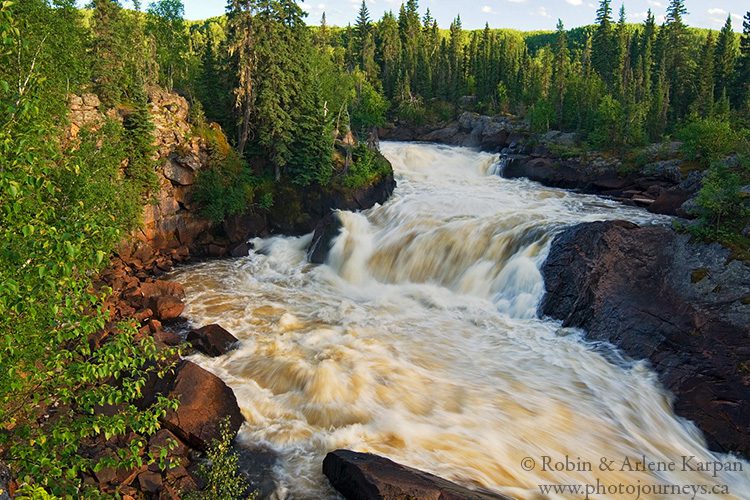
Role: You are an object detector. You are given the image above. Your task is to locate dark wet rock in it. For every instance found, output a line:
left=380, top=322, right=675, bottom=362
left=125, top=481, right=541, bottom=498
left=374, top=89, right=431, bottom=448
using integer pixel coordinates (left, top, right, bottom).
left=0, top=462, right=11, bottom=500
left=502, top=156, right=618, bottom=190
left=187, top=324, right=239, bottom=357
left=323, top=450, right=510, bottom=500
left=308, top=212, right=343, bottom=264
left=140, top=360, right=244, bottom=451
left=540, top=221, right=750, bottom=458
left=268, top=167, right=395, bottom=236
left=648, top=188, right=694, bottom=216
left=237, top=446, right=282, bottom=499
left=138, top=470, right=163, bottom=493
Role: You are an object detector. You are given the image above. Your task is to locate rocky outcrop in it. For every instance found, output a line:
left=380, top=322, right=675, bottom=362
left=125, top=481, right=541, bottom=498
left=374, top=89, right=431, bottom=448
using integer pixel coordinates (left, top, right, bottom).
left=381, top=113, right=702, bottom=217
left=188, top=324, right=239, bottom=357
left=540, top=221, right=750, bottom=458
left=323, top=450, right=510, bottom=500
left=379, top=112, right=525, bottom=153
left=140, top=360, right=244, bottom=452
left=307, top=212, right=343, bottom=264
left=268, top=169, right=396, bottom=236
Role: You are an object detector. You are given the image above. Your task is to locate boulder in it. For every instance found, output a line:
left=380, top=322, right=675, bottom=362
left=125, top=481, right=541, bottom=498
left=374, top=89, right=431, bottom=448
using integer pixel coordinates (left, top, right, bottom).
left=540, top=221, right=750, bottom=458
left=502, top=157, right=585, bottom=189
left=323, top=450, right=510, bottom=500
left=153, top=296, right=185, bottom=321
left=187, top=324, right=239, bottom=357
left=307, top=212, right=343, bottom=264
left=143, top=360, right=244, bottom=452
left=648, top=188, right=693, bottom=216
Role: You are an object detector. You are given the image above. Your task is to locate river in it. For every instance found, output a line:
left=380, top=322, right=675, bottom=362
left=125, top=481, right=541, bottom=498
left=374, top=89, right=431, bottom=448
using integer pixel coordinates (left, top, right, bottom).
left=172, top=142, right=750, bottom=499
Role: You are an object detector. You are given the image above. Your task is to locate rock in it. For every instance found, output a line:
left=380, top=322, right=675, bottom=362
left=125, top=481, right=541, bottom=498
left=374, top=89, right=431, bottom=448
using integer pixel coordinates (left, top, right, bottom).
left=229, top=242, right=251, bottom=258
left=540, top=221, right=750, bottom=458
left=323, top=450, right=510, bottom=500
left=138, top=471, right=163, bottom=493
left=503, top=157, right=585, bottom=189
left=223, top=212, right=267, bottom=244
left=0, top=462, right=11, bottom=500
left=187, top=324, right=239, bottom=357
left=154, top=296, right=185, bottom=321
left=307, top=212, right=343, bottom=264
left=150, top=429, right=189, bottom=458
left=142, top=360, right=244, bottom=451
left=641, top=159, right=683, bottom=184
left=422, top=125, right=464, bottom=144
left=154, top=328, right=181, bottom=346
left=163, top=159, right=195, bottom=186
left=648, top=188, right=693, bottom=216
left=82, top=93, right=101, bottom=108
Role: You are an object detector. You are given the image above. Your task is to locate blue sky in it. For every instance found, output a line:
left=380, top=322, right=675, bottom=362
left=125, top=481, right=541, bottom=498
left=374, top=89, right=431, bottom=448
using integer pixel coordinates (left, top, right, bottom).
left=83, top=0, right=747, bottom=31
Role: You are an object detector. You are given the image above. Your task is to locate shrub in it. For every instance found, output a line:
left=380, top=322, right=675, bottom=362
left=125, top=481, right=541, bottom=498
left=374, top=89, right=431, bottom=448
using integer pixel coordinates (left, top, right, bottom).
left=194, top=125, right=269, bottom=222
left=677, top=118, right=745, bottom=167
left=692, top=157, right=750, bottom=235
left=185, top=418, right=253, bottom=500
left=527, top=98, right=554, bottom=133
left=342, top=144, right=392, bottom=189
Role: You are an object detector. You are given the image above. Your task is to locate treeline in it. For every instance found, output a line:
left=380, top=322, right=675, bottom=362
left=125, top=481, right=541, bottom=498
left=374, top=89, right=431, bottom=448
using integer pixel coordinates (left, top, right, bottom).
left=331, top=0, right=750, bottom=148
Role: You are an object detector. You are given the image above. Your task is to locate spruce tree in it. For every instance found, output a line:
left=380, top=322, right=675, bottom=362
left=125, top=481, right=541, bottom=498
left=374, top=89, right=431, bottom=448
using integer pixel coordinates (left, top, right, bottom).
left=714, top=15, right=737, bottom=106
left=225, top=0, right=255, bottom=154
left=663, top=0, right=691, bottom=122
left=592, top=0, right=614, bottom=87
left=733, top=12, right=750, bottom=112
left=694, top=32, right=715, bottom=118
left=552, top=19, right=569, bottom=128
left=448, top=15, right=464, bottom=101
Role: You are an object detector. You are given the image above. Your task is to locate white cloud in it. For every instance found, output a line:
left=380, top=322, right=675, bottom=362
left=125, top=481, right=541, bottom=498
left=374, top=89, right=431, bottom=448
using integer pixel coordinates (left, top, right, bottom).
left=707, top=8, right=727, bottom=15
left=646, top=0, right=663, bottom=8
left=566, top=0, right=583, bottom=5
left=481, top=5, right=495, bottom=14
left=535, top=6, right=551, bottom=18
left=506, top=0, right=527, bottom=4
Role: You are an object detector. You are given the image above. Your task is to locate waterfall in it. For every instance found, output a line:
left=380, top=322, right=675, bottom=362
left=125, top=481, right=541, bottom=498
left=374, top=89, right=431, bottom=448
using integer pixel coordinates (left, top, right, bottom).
left=172, top=142, right=750, bottom=499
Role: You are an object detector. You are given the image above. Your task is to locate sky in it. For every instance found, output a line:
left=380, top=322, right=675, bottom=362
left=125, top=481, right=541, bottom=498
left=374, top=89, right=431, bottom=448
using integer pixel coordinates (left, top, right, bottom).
left=82, top=0, right=747, bottom=31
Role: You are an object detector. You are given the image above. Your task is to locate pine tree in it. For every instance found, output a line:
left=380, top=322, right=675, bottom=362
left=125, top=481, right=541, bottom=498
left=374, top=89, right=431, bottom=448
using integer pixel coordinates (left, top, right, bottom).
left=592, top=0, right=614, bottom=87
left=315, top=12, right=329, bottom=47
left=694, top=32, right=715, bottom=118
left=714, top=15, right=737, bottom=106
left=733, top=11, right=750, bottom=112
left=613, top=5, right=629, bottom=98
left=376, top=11, right=401, bottom=98
left=663, top=0, right=691, bottom=122
left=91, top=0, right=126, bottom=104
left=225, top=0, right=255, bottom=154
left=552, top=19, right=569, bottom=128
left=638, top=10, right=656, bottom=103
left=448, top=15, right=464, bottom=101
left=355, top=1, right=371, bottom=65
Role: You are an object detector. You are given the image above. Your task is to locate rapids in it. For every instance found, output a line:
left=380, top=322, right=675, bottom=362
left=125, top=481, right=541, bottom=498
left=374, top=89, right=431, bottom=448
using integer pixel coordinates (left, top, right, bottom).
left=172, top=143, right=750, bottom=499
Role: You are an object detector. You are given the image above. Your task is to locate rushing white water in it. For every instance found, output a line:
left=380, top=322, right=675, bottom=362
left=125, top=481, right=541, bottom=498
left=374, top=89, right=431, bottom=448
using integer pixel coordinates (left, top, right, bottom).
left=172, top=143, right=750, bottom=499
